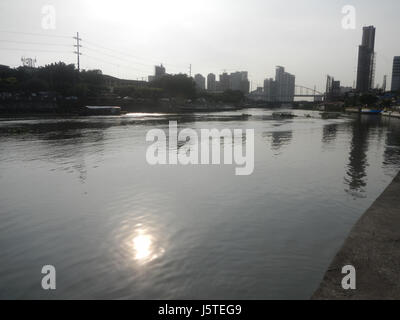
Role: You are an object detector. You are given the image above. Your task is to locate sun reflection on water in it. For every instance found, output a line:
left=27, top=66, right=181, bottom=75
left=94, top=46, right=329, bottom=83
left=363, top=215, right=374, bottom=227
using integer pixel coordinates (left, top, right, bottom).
left=130, top=225, right=164, bottom=264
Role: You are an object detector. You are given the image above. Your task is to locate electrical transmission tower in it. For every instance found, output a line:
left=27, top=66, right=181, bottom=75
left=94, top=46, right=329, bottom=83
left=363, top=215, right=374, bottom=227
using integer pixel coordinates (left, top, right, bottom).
left=73, top=32, right=82, bottom=72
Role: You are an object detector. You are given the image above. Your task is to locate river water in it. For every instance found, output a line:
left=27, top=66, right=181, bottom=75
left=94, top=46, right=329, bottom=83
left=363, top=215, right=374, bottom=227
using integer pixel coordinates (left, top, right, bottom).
left=1, top=109, right=400, bottom=299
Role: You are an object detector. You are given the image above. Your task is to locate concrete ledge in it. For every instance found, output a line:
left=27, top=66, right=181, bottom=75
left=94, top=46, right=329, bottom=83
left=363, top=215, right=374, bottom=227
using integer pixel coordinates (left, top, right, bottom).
left=312, top=172, right=400, bottom=300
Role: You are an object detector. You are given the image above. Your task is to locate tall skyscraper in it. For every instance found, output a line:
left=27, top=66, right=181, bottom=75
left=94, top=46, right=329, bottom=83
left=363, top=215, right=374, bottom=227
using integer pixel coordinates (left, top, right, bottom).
left=382, top=75, right=387, bottom=92
left=207, top=73, right=216, bottom=92
left=194, top=74, right=206, bottom=90
left=391, top=56, right=400, bottom=92
left=356, top=26, right=376, bottom=92
left=274, top=66, right=295, bottom=102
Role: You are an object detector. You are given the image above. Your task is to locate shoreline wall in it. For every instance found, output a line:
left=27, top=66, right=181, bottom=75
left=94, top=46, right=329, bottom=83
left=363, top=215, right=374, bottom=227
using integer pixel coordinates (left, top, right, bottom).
left=312, top=172, right=400, bottom=300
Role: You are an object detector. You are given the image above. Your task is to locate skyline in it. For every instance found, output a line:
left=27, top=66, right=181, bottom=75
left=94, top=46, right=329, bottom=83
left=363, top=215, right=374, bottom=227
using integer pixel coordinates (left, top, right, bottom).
left=0, top=0, right=400, bottom=91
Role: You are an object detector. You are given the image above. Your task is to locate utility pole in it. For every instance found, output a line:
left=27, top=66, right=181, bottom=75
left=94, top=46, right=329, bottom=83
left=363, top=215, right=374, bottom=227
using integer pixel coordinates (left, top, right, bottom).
left=73, top=32, right=82, bottom=72
left=189, top=64, right=192, bottom=78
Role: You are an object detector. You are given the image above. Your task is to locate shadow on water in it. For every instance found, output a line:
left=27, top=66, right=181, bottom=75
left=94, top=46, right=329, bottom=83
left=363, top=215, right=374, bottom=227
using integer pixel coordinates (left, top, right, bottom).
left=262, top=130, right=293, bottom=155
left=322, top=123, right=338, bottom=144
left=382, top=117, right=400, bottom=170
left=343, top=115, right=400, bottom=198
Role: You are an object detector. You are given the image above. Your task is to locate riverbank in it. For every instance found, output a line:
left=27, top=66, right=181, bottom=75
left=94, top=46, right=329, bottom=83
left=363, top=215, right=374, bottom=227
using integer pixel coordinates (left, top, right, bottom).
left=312, top=171, right=400, bottom=300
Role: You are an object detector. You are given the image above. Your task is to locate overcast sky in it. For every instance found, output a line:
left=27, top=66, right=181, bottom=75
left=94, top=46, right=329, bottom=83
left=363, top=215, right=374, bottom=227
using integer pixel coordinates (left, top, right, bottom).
left=0, top=0, right=399, bottom=91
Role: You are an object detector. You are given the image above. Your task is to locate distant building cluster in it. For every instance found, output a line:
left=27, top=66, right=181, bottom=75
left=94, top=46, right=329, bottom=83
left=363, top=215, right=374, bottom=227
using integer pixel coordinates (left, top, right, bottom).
left=355, top=25, right=400, bottom=94
left=327, top=25, right=399, bottom=99
left=148, top=64, right=250, bottom=94
left=146, top=26, right=399, bottom=101
left=202, top=71, right=250, bottom=94
left=325, top=76, right=352, bottom=101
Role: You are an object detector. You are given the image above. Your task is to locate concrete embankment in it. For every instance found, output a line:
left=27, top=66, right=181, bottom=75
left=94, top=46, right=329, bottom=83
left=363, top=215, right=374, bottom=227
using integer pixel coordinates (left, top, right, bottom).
left=313, top=172, right=400, bottom=300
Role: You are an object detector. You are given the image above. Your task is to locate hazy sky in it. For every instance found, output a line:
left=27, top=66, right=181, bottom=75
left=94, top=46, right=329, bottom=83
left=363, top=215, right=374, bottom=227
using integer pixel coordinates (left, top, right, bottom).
left=0, top=0, right=399, bottom=91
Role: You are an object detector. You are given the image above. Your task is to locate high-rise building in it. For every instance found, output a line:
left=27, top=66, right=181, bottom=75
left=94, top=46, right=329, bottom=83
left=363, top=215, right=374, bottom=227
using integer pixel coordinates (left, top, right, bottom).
left=356, top=26, right=376, bottom=92
left=194, top=74, right=206, bottom=90
left=215, top=81, right=221, bottom=92
left=216, top=71, right=250, bottom=93
left=263, top=78, right=276, bottom=102
left=263, top=67, right=295, bottom=102
left=382, top=75, right=387, bottom=92
left=391, top=56, right=400, bottom=92
left=326, top=75, right=342, bottom=101
left=229, top=71, right=250, bottom=94
left=238, top=71, right=250, bottom=94
left=148, top=64, right=166, bottom=82
left=219, top=72, right=230, bottom=91
left=274, top=66, right=295, bottom=102
left=207, top=73, right=216, bottom=92
left=155, top=64, right=166, bottom=78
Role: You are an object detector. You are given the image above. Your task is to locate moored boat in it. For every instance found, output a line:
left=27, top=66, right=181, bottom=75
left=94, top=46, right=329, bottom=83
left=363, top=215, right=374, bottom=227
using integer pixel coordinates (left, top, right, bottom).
left=80, top=106, right=121, bottom=116
left=345, top=107, right=382, bottom=115
left=360, top=108, right=382, bottom=115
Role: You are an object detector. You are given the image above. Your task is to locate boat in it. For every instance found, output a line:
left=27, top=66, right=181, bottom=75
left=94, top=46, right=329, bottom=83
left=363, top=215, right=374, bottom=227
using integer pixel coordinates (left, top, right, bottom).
left=80, top=106, right=121, bottom=116
left=360, top=108, right=382, bottom=115
left=345, top=107, right=382, bottom=115
left=272, top=112, right=296, bottom=119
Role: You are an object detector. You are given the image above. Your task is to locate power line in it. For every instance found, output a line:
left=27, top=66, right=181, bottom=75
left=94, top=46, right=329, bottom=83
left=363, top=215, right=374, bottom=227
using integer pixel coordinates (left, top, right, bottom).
left=84, top=40, right=188, bottom=69
left=84, top=45, right=155, bottom=68
left=0, top=47, right=71, bottom=54
left=0, top=30, right=71, bottom=39
left=0, top=39, right=71, bottom=47
left=83, top=45, right=185, bottom=74
left=83, top=53, right=149, bottom=75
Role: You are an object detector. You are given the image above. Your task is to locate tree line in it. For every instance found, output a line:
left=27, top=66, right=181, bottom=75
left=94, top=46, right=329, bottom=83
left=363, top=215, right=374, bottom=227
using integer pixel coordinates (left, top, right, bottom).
left=0, top=62, right=245, bottom=104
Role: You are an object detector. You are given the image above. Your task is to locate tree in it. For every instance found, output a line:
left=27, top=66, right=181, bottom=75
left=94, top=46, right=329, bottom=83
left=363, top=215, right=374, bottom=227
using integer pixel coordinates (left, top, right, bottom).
left=21, top=78, right=49, bottom=92
left=150, top=74, right=196, bottom=98
left=359, top=94, right=378, bottom=106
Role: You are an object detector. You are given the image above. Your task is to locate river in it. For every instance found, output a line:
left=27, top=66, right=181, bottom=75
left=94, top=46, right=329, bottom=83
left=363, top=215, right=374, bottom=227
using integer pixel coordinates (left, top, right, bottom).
left=1, top=109, right=400, bottom=299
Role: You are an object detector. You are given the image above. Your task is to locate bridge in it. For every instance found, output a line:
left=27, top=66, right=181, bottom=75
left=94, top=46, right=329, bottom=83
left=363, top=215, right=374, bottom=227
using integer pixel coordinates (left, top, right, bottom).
left=248, top=85, right=325, bottom=102
left=294, top=85, right=325, bottom=100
